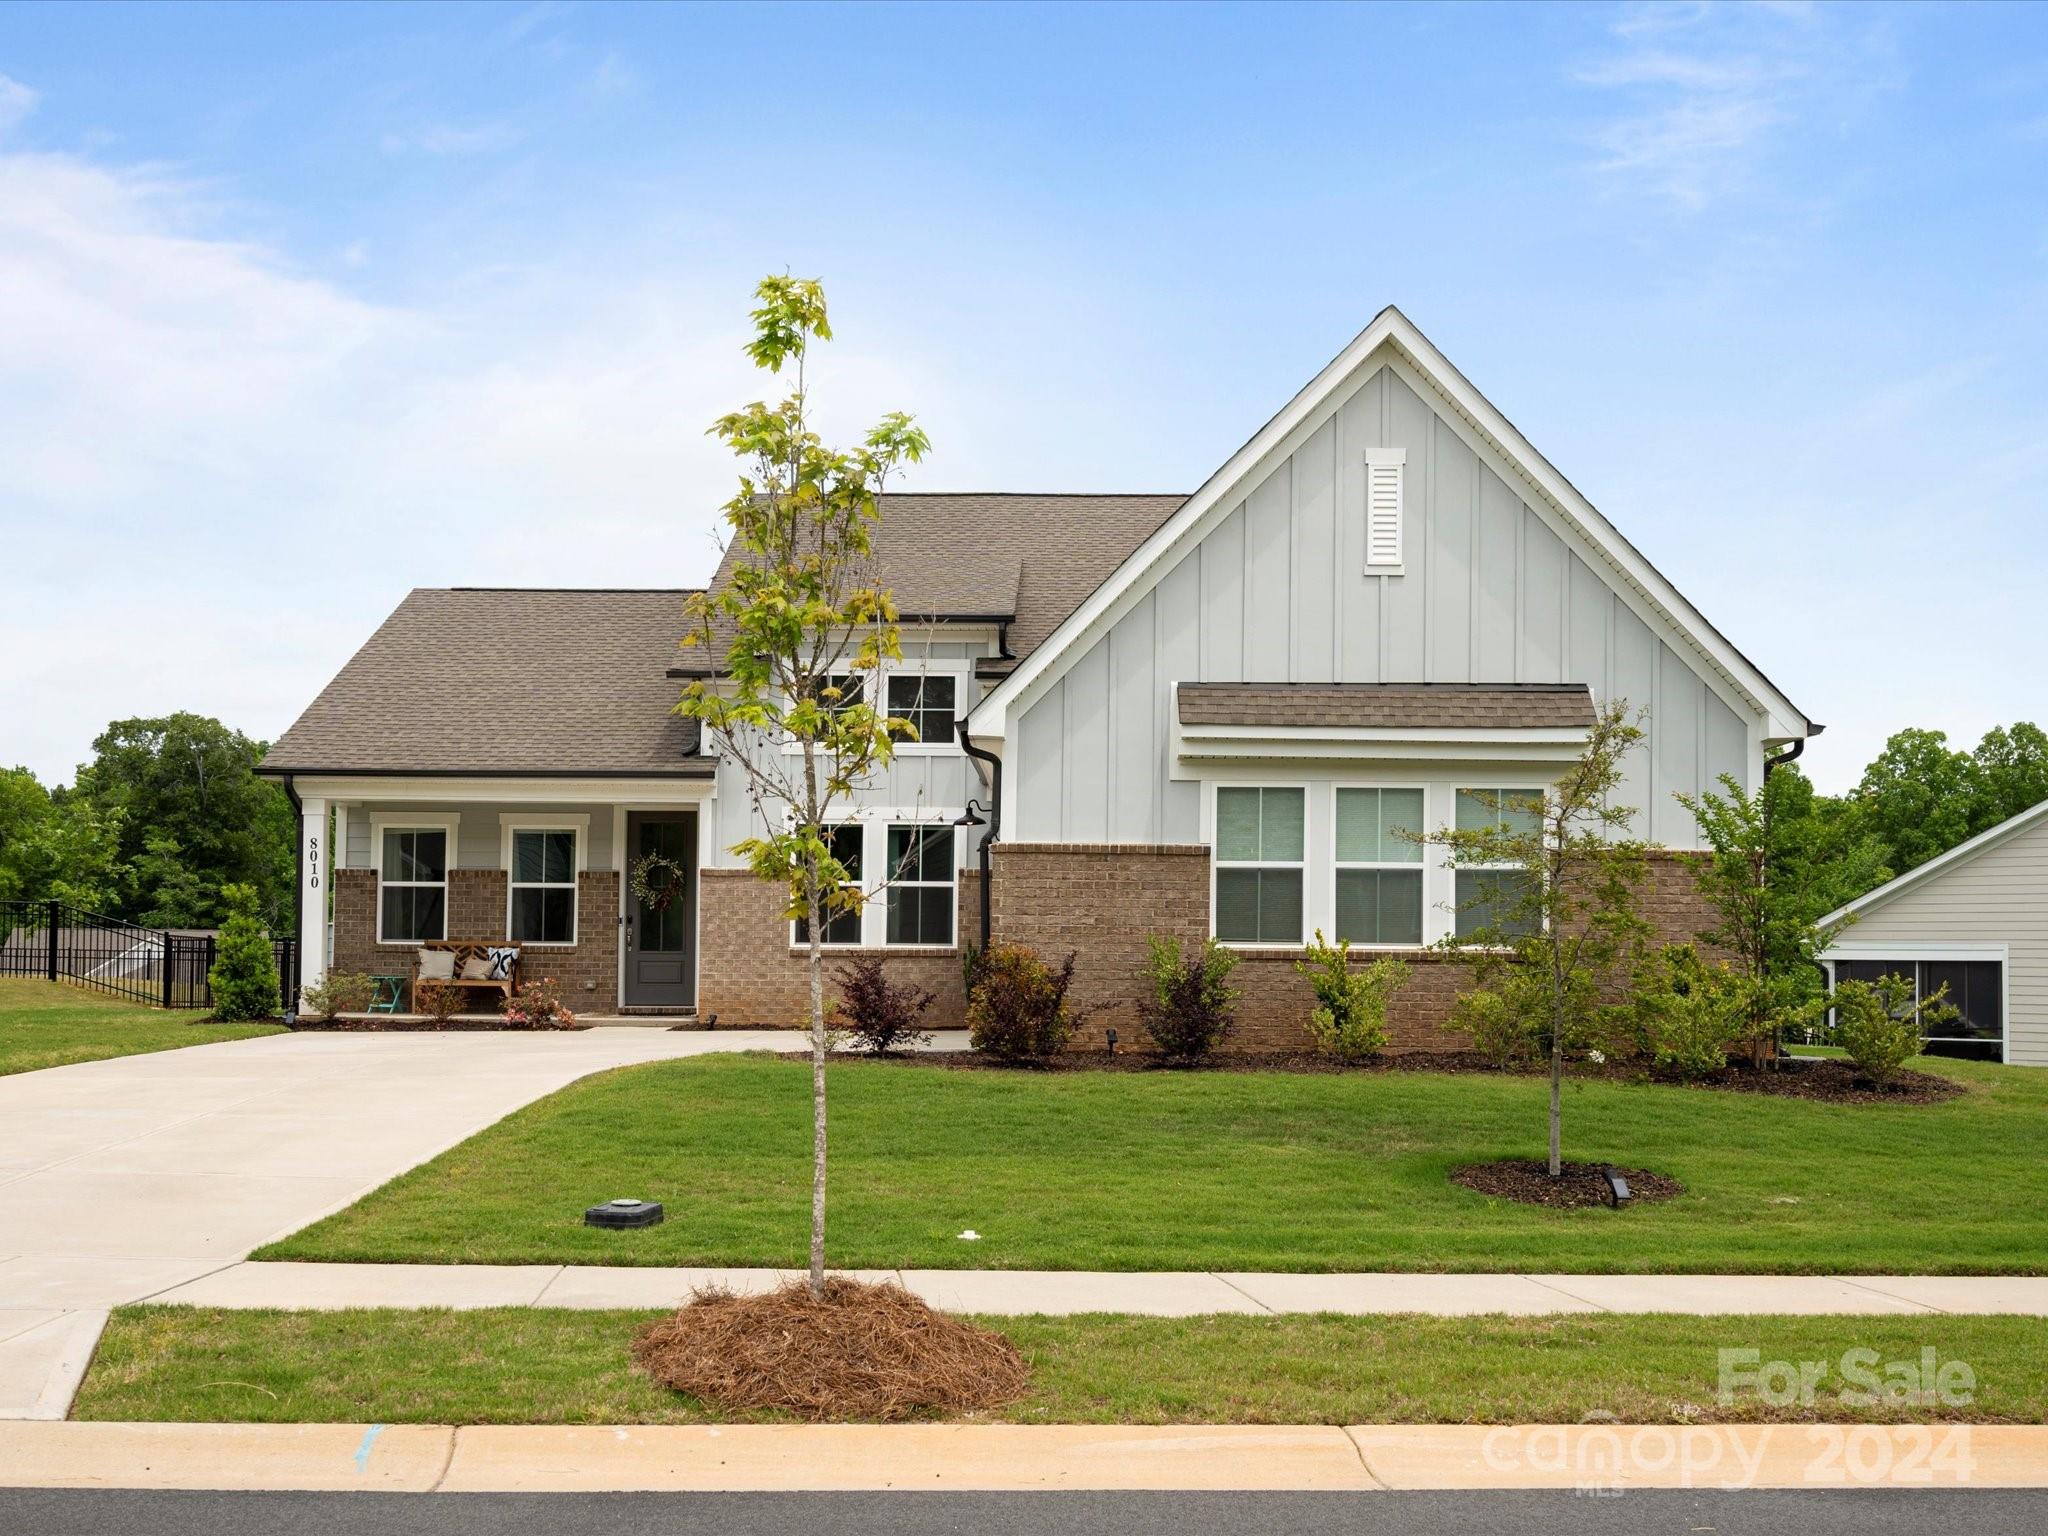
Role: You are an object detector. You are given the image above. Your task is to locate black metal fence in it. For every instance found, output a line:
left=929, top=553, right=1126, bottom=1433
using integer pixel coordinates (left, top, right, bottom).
left=0, top=899, right=295, bottom=1012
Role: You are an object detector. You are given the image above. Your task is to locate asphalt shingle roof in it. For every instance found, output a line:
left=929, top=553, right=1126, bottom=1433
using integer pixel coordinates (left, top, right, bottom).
left=1177, top=682, right=1597, bottom=731
left=675, top=492, right=1187, bottom=677
left=261, top=588, right=710, bottom=776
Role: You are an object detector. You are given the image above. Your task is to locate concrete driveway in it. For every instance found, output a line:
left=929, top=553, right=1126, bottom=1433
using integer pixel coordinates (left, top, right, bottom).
left=0, top=1026, right=844, bottom=1418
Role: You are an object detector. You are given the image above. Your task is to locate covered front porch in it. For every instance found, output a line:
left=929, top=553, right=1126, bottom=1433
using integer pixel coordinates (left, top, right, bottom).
left=289, top=776, right=716, bottom=1019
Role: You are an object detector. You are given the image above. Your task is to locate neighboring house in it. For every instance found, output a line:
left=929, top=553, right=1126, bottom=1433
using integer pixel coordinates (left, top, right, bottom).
left=261, top=306, right=1815, bottom=1043
left=1821, top=799, right=2048, bottom=1066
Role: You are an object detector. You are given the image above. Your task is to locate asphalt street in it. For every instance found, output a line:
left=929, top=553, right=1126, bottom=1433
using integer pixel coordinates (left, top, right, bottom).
left=3, top=1488, right=2042, bottom=1535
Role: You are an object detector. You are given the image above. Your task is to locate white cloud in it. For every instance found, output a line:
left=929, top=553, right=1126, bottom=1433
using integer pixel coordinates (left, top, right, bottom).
left=0, top=146, right=931, bottom=782
left=1572, top=5, right=1896, bottom=209
left=380, top=121, right=523, bottom=156
left=0, top=72, right=39, bottom=137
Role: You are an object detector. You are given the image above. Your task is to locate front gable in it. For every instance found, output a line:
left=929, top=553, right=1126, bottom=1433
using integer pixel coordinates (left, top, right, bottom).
left=980, top=309, right=1810, bottom=850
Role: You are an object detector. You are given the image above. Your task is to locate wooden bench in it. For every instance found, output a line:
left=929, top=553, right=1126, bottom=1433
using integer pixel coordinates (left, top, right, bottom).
left=413, top=940, right=521, bottom=1010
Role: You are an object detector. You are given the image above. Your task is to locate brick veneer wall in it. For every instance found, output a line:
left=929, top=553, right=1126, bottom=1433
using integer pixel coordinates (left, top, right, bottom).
left=330, top=866, right=622, bottom=1012
left=697, top=868, right=983, bottom=1029
left=986, top=843, right=1719, bottom=1055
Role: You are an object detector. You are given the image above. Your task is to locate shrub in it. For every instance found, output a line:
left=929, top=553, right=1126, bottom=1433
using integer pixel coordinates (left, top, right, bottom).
left=300, top=970, right=374, bottom=1022
left=831, top=956, right=935, bottom=1054
left=1448, top=962, right=1596, bottom=1069
left=207, top=882, right=280, bottom=1022
left=1137, top=935, right=1239, bottom=1062
left=1296, top=930, right=1407, bottom=1063
left=967, top=943, right=1080, bottom=1062
left=503, top=975, right=576, bottom=1029
left=1630, top=943, right=1746, bottom=1081
left=415, top=978, right=465, bottom=1024
left=1832, top=973, right=1951, bottom=1087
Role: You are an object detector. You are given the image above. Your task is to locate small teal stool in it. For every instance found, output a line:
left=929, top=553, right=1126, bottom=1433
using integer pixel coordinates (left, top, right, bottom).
left=368, top=975, right=406, bottom=1015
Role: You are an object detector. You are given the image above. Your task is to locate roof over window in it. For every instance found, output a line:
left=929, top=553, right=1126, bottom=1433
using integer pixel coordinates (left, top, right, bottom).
left=1178, top=682, right=1597, bottom=731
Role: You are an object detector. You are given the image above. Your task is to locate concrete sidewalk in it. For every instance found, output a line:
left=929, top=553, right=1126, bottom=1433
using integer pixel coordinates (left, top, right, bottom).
left=142, top=1260, right=2048, bottom=1317
left=4, top=1420, right=2043, bottom=1492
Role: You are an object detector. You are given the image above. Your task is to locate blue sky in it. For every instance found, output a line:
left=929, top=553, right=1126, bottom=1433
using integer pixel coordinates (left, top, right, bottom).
left=2, top=0, right=2045, bottom=790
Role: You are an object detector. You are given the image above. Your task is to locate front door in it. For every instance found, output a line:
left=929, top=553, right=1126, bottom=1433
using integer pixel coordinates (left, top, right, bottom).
left=624, top=812, right=695, bottom=1008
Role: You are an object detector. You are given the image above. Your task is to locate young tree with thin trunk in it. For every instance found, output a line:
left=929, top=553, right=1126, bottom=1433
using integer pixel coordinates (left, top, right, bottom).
left=676, top=276, right=928, bottom=1298
left=1432, top=700, right=1650, bottom=1178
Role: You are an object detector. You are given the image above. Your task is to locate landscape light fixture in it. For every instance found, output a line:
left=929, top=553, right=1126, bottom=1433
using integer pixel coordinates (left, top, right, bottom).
left=1600, top=1166, right=1632, bottom=1208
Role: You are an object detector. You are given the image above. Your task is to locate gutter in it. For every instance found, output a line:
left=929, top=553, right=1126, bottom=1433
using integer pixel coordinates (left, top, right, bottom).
left=956, top=721, right=1002, bottom=955
left=1763, top=721, right=1823, bottom=777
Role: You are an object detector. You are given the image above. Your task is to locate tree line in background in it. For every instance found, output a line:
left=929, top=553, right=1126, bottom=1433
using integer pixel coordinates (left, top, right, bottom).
left=0, top=713, right=295, bottom=929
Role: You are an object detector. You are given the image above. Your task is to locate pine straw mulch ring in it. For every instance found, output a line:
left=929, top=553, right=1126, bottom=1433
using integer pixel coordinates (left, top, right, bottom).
left=631, top=1276, right=1030, bottom=1422
left=1450, top=1159, right=1685, bottom=1209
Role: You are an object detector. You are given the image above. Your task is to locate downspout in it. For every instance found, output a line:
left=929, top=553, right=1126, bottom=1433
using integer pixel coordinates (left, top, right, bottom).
left=281, top=773, right=302, bottom=1022
left=958, top=723, right=1001, bottom=955
left=1760, top=730, right=1824, bottom=1059
left=1763, top=736, right=1806, bottom=776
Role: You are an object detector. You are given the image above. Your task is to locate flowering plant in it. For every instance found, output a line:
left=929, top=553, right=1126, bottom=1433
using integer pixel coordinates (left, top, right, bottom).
left=503, top=975, right=576, bottom=1029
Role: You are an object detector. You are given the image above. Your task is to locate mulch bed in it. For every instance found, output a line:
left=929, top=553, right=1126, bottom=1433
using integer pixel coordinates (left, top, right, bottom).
left=795, top=1048, right=1964, bottom=1103
left=632, top=1276, right=1030, bottom=1422
left=289, top=1018, right=589, bottom=1032
left=1451, top=1159, right=1685, bottom=1209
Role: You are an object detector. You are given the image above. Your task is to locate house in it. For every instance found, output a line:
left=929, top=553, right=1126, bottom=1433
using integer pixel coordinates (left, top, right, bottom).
left=260, top=307, right=1816, bottom=1044
left=1820, top=799, right=2048, bottom=1066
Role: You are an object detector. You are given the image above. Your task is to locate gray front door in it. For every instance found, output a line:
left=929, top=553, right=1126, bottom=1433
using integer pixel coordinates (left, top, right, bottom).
left=624, top=812, right=695, bottom=1007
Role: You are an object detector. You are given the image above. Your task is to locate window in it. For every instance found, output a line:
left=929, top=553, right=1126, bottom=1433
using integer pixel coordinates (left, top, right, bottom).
left=1333, top=788, right=1424, bottom=946
left=792, top=824, right=863, bottom=946
left=378, top=827, right=448, bottom=943
left=1214, top=786, right=1305, bottom=944
left=508, top=828, right=578, bottom=945
left=885, top=824, right=956, bottom=945
left=886, top=671, right=958, bottom=750
left=808, top=671, right=867, bottom=722
left=1833, top=958, right=2005, bottom=1062
left=1453, top=788, right=1541, bottom=940
left=1365, top=446, right=1406, bottom=570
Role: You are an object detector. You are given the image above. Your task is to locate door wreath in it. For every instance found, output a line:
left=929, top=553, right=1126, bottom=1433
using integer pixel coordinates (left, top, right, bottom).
left=630, top=852, right=689, bottom=914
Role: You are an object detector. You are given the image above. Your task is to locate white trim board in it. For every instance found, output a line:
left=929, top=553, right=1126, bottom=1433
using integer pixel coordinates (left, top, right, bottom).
left=1823, top=798, right=2048, bottom=927
left=965, top=306, right=1812, bottom=752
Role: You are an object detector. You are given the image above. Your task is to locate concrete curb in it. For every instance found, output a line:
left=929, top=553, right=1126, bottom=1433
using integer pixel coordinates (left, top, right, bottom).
left=3, top=1421, right=2044, bottom=1492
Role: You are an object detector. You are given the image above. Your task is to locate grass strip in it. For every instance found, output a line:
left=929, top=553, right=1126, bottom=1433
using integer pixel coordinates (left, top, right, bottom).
left=0, top=978, right=282, bottom=1076
left=75, top=1306, right=2048, bottom=1427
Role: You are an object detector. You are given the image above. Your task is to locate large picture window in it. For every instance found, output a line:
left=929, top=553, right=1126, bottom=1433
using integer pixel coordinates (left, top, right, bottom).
left=1333, top=787, right=1424, bottom=946
left=508, top=828, right=578, bottom=946
left=885, top=824, right=956, bottom=945
left=1214, top=786, right=1305, bottom=944
left=378, top=827, right=448, bottom=944
left=792, top=824, right=864, bottom=947
left=1453, top=788, right=1541, bottom=940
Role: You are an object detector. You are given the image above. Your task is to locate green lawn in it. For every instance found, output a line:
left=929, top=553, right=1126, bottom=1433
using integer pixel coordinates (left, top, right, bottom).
left=257, top=1052, right=2048, bottom=1274
left=74, top=1305, right=2048, bottom=1426
left=0, top=977, right=283, bottom=1076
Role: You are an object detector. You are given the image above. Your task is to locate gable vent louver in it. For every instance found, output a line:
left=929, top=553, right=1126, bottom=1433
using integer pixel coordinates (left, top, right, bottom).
left=1365, top=447, right=1405, bottom=571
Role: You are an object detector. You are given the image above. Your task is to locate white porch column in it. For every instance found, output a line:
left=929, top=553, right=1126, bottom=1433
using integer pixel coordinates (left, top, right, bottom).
left=297, top=795, right=329, bottom=1009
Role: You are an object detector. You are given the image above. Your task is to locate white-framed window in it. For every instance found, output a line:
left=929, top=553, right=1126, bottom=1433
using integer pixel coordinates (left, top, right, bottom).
left=1365, top=446, right=1406, bottom=572
left=791, top=823, right=864, bottom=947
left=885, top=661, right=969, bottom=753
left=1332, top=786, right=1425, bottom=946
left=1212, top=785, right=1306, bottom=945
left=885, top=823, right=957, bottom=945
left=372, top=817, right=457, bottom=945
left=1452, top=787, right=1542, bottom=940
left=501, top=817, right=586, bottom=947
